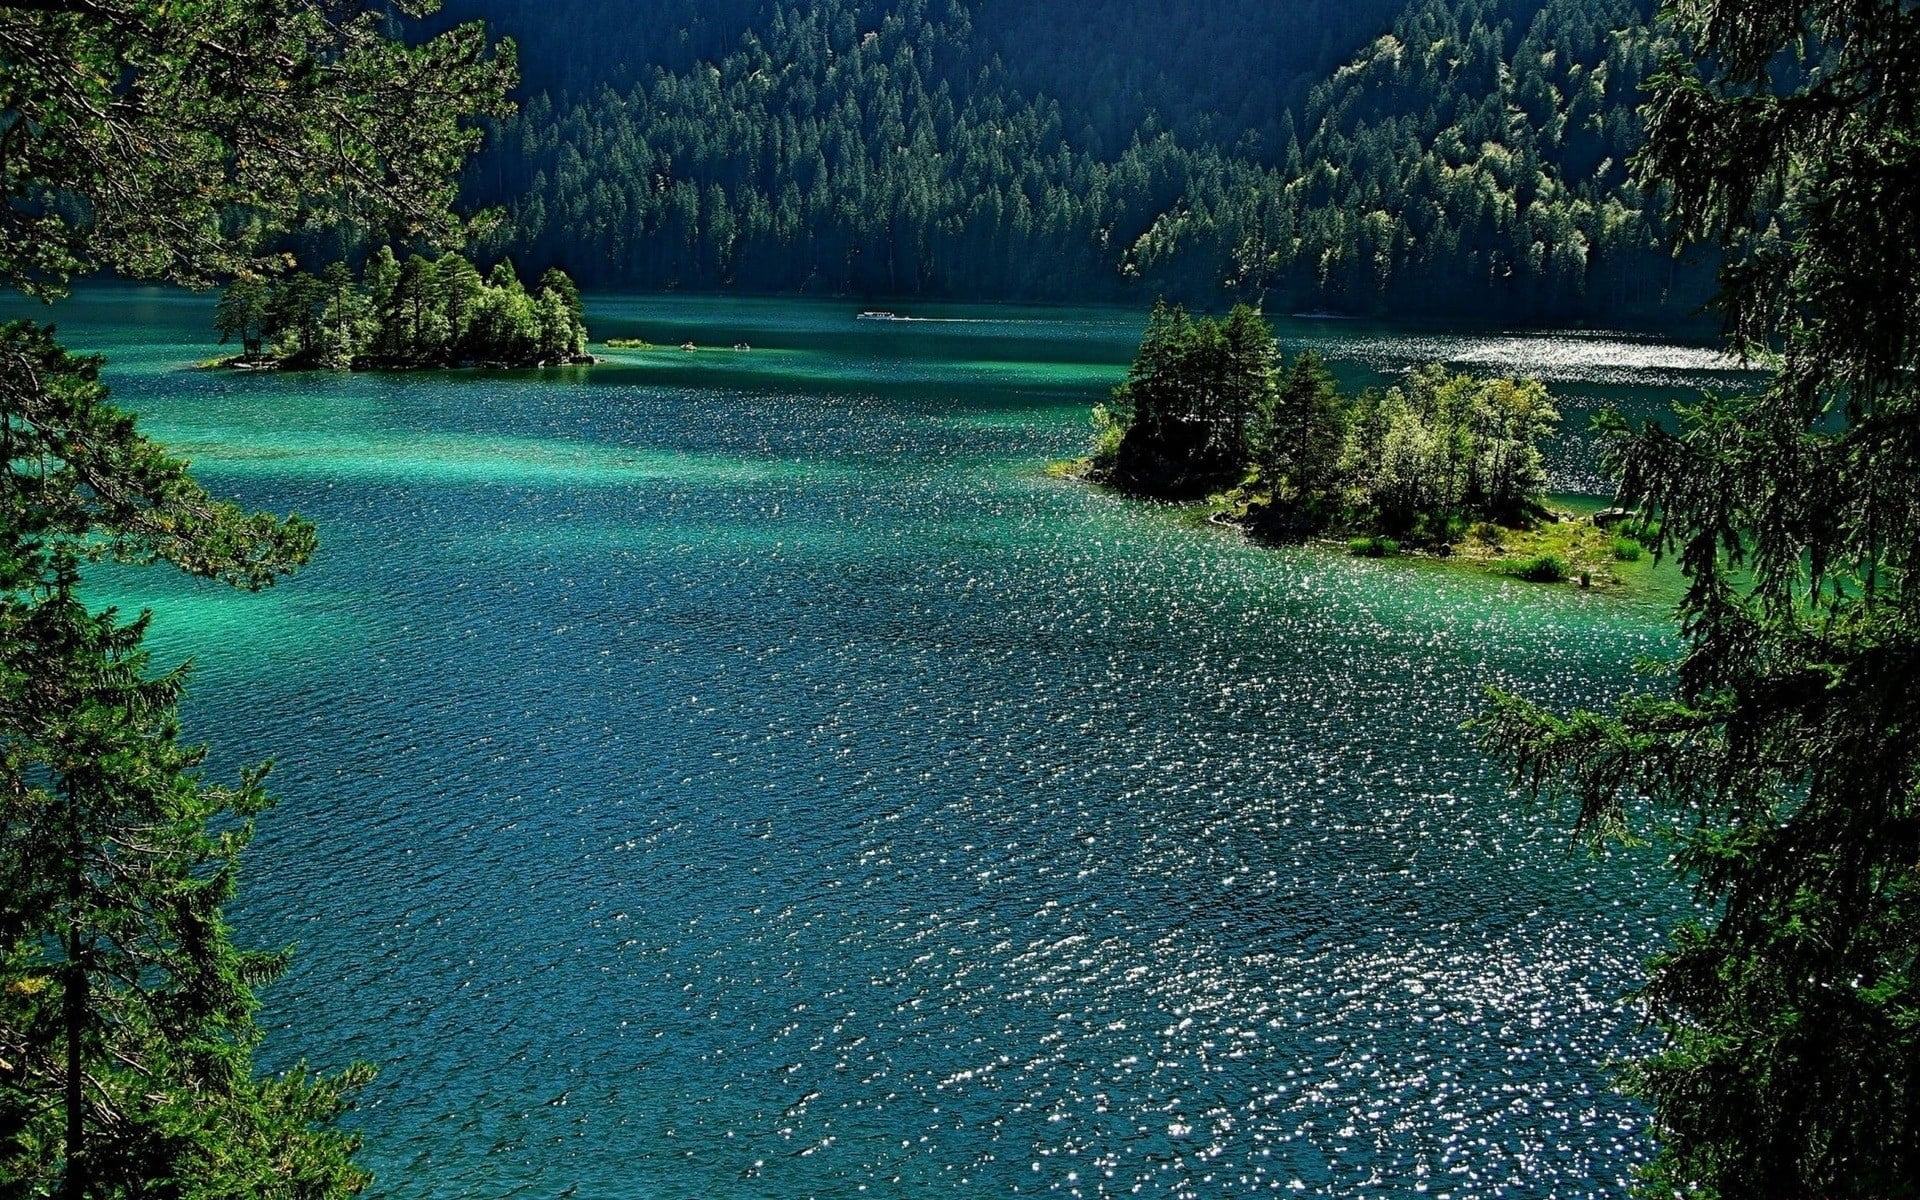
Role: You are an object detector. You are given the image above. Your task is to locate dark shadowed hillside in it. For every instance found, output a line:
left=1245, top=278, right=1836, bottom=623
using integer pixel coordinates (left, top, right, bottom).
left=433, top=0, right=763, bottom=95
left=445, top=0, right=1707, bottom=320
left=975, top=0, right=1411, bottom=155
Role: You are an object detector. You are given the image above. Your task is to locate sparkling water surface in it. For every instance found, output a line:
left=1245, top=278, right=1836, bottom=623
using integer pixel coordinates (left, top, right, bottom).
left=36, top=287, right=1753, bottom=1199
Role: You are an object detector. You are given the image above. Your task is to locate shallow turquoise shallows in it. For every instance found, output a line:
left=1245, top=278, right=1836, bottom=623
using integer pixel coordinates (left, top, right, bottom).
left=36, top=287, right=1749, bottom=1199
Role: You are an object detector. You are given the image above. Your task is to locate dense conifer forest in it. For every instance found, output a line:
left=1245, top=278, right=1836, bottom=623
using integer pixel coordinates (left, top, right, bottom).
left=445, top=0, right=1705, bottom=319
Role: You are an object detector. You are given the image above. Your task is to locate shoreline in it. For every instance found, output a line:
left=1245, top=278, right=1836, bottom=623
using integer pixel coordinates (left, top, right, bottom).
left=196, top=352, right=601, bottom=373
left=1048, top=457, right=1652, bottom=592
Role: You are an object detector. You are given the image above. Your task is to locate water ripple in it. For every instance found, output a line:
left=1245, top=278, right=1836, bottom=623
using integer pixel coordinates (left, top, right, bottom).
left=35, top=288, right=1748, bottom=1200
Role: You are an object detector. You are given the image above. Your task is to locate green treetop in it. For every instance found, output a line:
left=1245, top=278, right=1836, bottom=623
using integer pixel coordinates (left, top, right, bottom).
left=1258, top=351, right=1347, bottom=514
left=1102, top=302, right=1278, bottom=495
left=212, top=274, right=273, bottom=360
left=438, top=254, right=487, bottom=354
left=216, top=252, right=590, bottom=370
left=320, top=262, right=372, bottom=370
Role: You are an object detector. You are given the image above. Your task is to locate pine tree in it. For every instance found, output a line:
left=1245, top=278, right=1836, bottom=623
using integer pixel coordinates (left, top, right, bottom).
left=537, top=267, right=585, bottom=327
left=1219, top=305, right=1278, bottom=465
left=1479, top=0, right=1920, bottom=1191
left=0, top=1, right=515, bottom=1194
left=379, top=256, right=453, bottom=365
left=268, top=271, right=328, bottom=365
left=364, top=246, right=402, bottom=317
left=0, top=324, right=328, bottom=1196
left=319, top=263, right=368, bottom=369
left=1, top=559, right=372, bottom=1199
left=437, top=255, right=487, bottom=357
left=212, top=275, right=272, bottom=359
left=1259, top=350, right=1347, bottom=508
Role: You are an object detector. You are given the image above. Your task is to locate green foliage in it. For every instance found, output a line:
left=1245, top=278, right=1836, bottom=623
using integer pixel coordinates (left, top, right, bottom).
left=216, top=253, right=590, bottom=370
left=1088, top=403, right=1128, bottom=473
left=0, top=325, right=359, bottom=1198
left=0, top=324, right=317, bottom=591
left=1610, top=535, right=1642, bottom=562
left=1492, top=552, right=1568, bottom=581
left=1479, top=0, right=1920, bottom=1192
left=1136, top=0, right=1681, bottom=314
left=455, top=0, right=1409, bottom=154
left=0, top=572, right=373, bottom=1198
left=1259, top=351, right=1348, bottom=506
left=976, top=0, right=1408, bottom=152
left=463, top=0, right=1693, bottom=318
left=1347, top=535, right=1401, bottom=557
left=1099, top=305, right=1561, bottom=542
left=1348, top=366, right=1559, bottom=534
left=1103, top=302, right=1275, bottom=495
left=0, top=0, right=515, bottom=296
left=2, top=1, right=514, bottom=1195
left=213, top=275, right=273, bottom=359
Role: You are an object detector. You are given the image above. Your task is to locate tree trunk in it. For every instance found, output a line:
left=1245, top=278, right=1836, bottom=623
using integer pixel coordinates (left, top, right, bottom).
left=62, top=786, right=86, bottom=1200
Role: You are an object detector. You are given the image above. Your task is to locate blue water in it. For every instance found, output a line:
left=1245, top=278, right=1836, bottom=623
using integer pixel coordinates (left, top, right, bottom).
left=35, top=287, right=1738, bottom=1198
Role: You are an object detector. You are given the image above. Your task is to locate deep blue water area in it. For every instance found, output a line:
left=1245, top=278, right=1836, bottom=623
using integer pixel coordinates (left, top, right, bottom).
left=23, top=287, right=1749, bottom=1198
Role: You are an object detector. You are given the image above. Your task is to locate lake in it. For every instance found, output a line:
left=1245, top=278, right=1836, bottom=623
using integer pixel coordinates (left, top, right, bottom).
left=40, top=287, right=1745, bottom=1199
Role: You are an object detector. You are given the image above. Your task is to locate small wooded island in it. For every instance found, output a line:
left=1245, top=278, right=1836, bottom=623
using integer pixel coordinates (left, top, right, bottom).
left=1073, top=303, right=1641, bottom=584
left=209, top=249, right=592, bottom=370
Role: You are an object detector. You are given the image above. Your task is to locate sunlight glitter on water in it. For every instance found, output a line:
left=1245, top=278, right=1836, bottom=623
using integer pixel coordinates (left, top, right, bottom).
left=1311, top=329, right=1741, bottom=388
left=27, top=288, right=1756, bottom=1199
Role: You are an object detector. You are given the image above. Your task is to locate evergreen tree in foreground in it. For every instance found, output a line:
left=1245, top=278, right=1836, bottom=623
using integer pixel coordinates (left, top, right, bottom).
left=0, top=0, right=514, bottom=1194
left=1478, top=0, right=1920, bottom=1192
left=0, top=326, right=341, bottom=1198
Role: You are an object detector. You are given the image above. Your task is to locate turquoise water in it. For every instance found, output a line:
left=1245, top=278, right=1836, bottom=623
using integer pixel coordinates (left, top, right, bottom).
left=33, top=287, right=1742, bottom=1199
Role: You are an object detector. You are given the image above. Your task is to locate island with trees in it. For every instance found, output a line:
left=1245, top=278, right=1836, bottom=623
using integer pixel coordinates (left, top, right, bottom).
left=211, top=250, right=593, bottom=371
left=1080, top=302, right=1630, bottom=584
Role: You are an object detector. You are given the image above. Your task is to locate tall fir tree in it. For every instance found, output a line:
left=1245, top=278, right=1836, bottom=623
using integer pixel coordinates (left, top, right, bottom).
left=1259, top=351, right=1347, bottom=508
left=0, top=1, right=515, bottom=1195
left=1479, top=0, right=1920, bottom=1192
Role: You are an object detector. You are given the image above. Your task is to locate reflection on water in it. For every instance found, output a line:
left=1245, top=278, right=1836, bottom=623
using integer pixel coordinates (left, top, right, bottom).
left=32, top=287, right=1754, bottom=1199
left=1301, top=327, right=1737, bottom=387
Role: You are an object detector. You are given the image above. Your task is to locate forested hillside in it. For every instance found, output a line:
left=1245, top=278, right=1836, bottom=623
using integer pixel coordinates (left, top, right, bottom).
left=451, top=0, right=1704, bottom=319
left=432, top=0, right=762, bottom=95
left=1136, top=0, right=1682, bottom=314
left=973, top=0, right=1411, bottom=153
